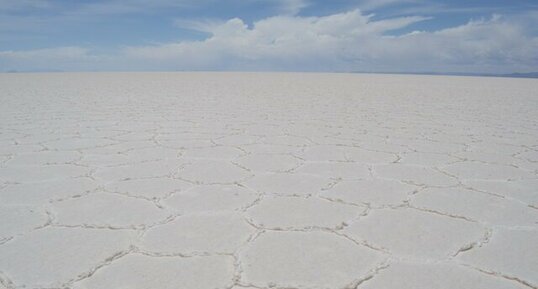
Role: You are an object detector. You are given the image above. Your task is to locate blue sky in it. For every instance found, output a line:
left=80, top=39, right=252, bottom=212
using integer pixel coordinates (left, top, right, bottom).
left=1, top=0, right=538, bottom=73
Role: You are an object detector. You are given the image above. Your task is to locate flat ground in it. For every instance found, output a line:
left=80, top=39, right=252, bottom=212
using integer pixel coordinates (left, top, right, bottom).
left=0, top=72, right=537, bottom=289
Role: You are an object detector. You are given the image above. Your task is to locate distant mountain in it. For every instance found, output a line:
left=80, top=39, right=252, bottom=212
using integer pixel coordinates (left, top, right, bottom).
left=351, top=71, right=538, bottom=79
left=3, top=69, right=65, bottom=73
left=500, top=72, right=538, bottom=78
left=3, top=70, right=538, bottom=78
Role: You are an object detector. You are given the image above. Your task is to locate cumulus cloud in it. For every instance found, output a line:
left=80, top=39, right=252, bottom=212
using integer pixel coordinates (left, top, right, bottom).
left=122, top=10, right=538, bottom=72
left=124, top=10, right=433, bottom=71
left=1, top=9, right=537, bottom=72
left=373, top=15, right=538, bottom=72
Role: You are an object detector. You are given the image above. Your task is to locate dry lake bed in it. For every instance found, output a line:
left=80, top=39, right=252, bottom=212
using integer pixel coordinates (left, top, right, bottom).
left=0, top=72, right=537, bottom=289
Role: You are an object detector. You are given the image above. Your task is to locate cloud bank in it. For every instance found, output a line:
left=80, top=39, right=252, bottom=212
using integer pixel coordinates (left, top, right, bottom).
left=1, top=9, right=537, bottom=73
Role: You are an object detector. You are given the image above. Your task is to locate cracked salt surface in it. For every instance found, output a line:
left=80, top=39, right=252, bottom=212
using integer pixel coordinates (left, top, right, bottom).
left=321, top=179, right=417, bottom=207
left=0, top=72, right=537, bottom=289
left=140, top=212, right=254, bottom=254
left=240, top=231, right=386, bottom=288
left=246, top=195, right=363, bottom=230
left=163, top=184, right=258, bottom=213
left=360, top=262, right=530, bottom=289
left=72, top=254, right=235, bottom=289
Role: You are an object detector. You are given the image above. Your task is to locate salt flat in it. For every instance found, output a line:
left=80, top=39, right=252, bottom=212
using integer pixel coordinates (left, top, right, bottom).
left=0, top=72, right=537, bottom=289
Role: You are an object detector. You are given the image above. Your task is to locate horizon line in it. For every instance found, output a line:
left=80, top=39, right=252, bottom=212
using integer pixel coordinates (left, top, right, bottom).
left=2, top=70, right=538, bottom=79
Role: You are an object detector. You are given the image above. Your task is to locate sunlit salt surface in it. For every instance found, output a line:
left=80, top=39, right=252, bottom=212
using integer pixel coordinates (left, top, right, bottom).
left=0, top=72, right=537, bottom=289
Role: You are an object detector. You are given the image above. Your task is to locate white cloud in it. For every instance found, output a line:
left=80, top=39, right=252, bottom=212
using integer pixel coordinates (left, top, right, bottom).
left=373, top=15, right=538, bottom=71
left=1, top=10, right=537, bottom=73
left=0, top=46, right=99, bottom=70
left=0, top=46, right=88, bottom=59
left=356, top=0, right=419, bottom=11
left=174, top=18, right=226, bottom=33
left=276, top=0, right=310, bottom=15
